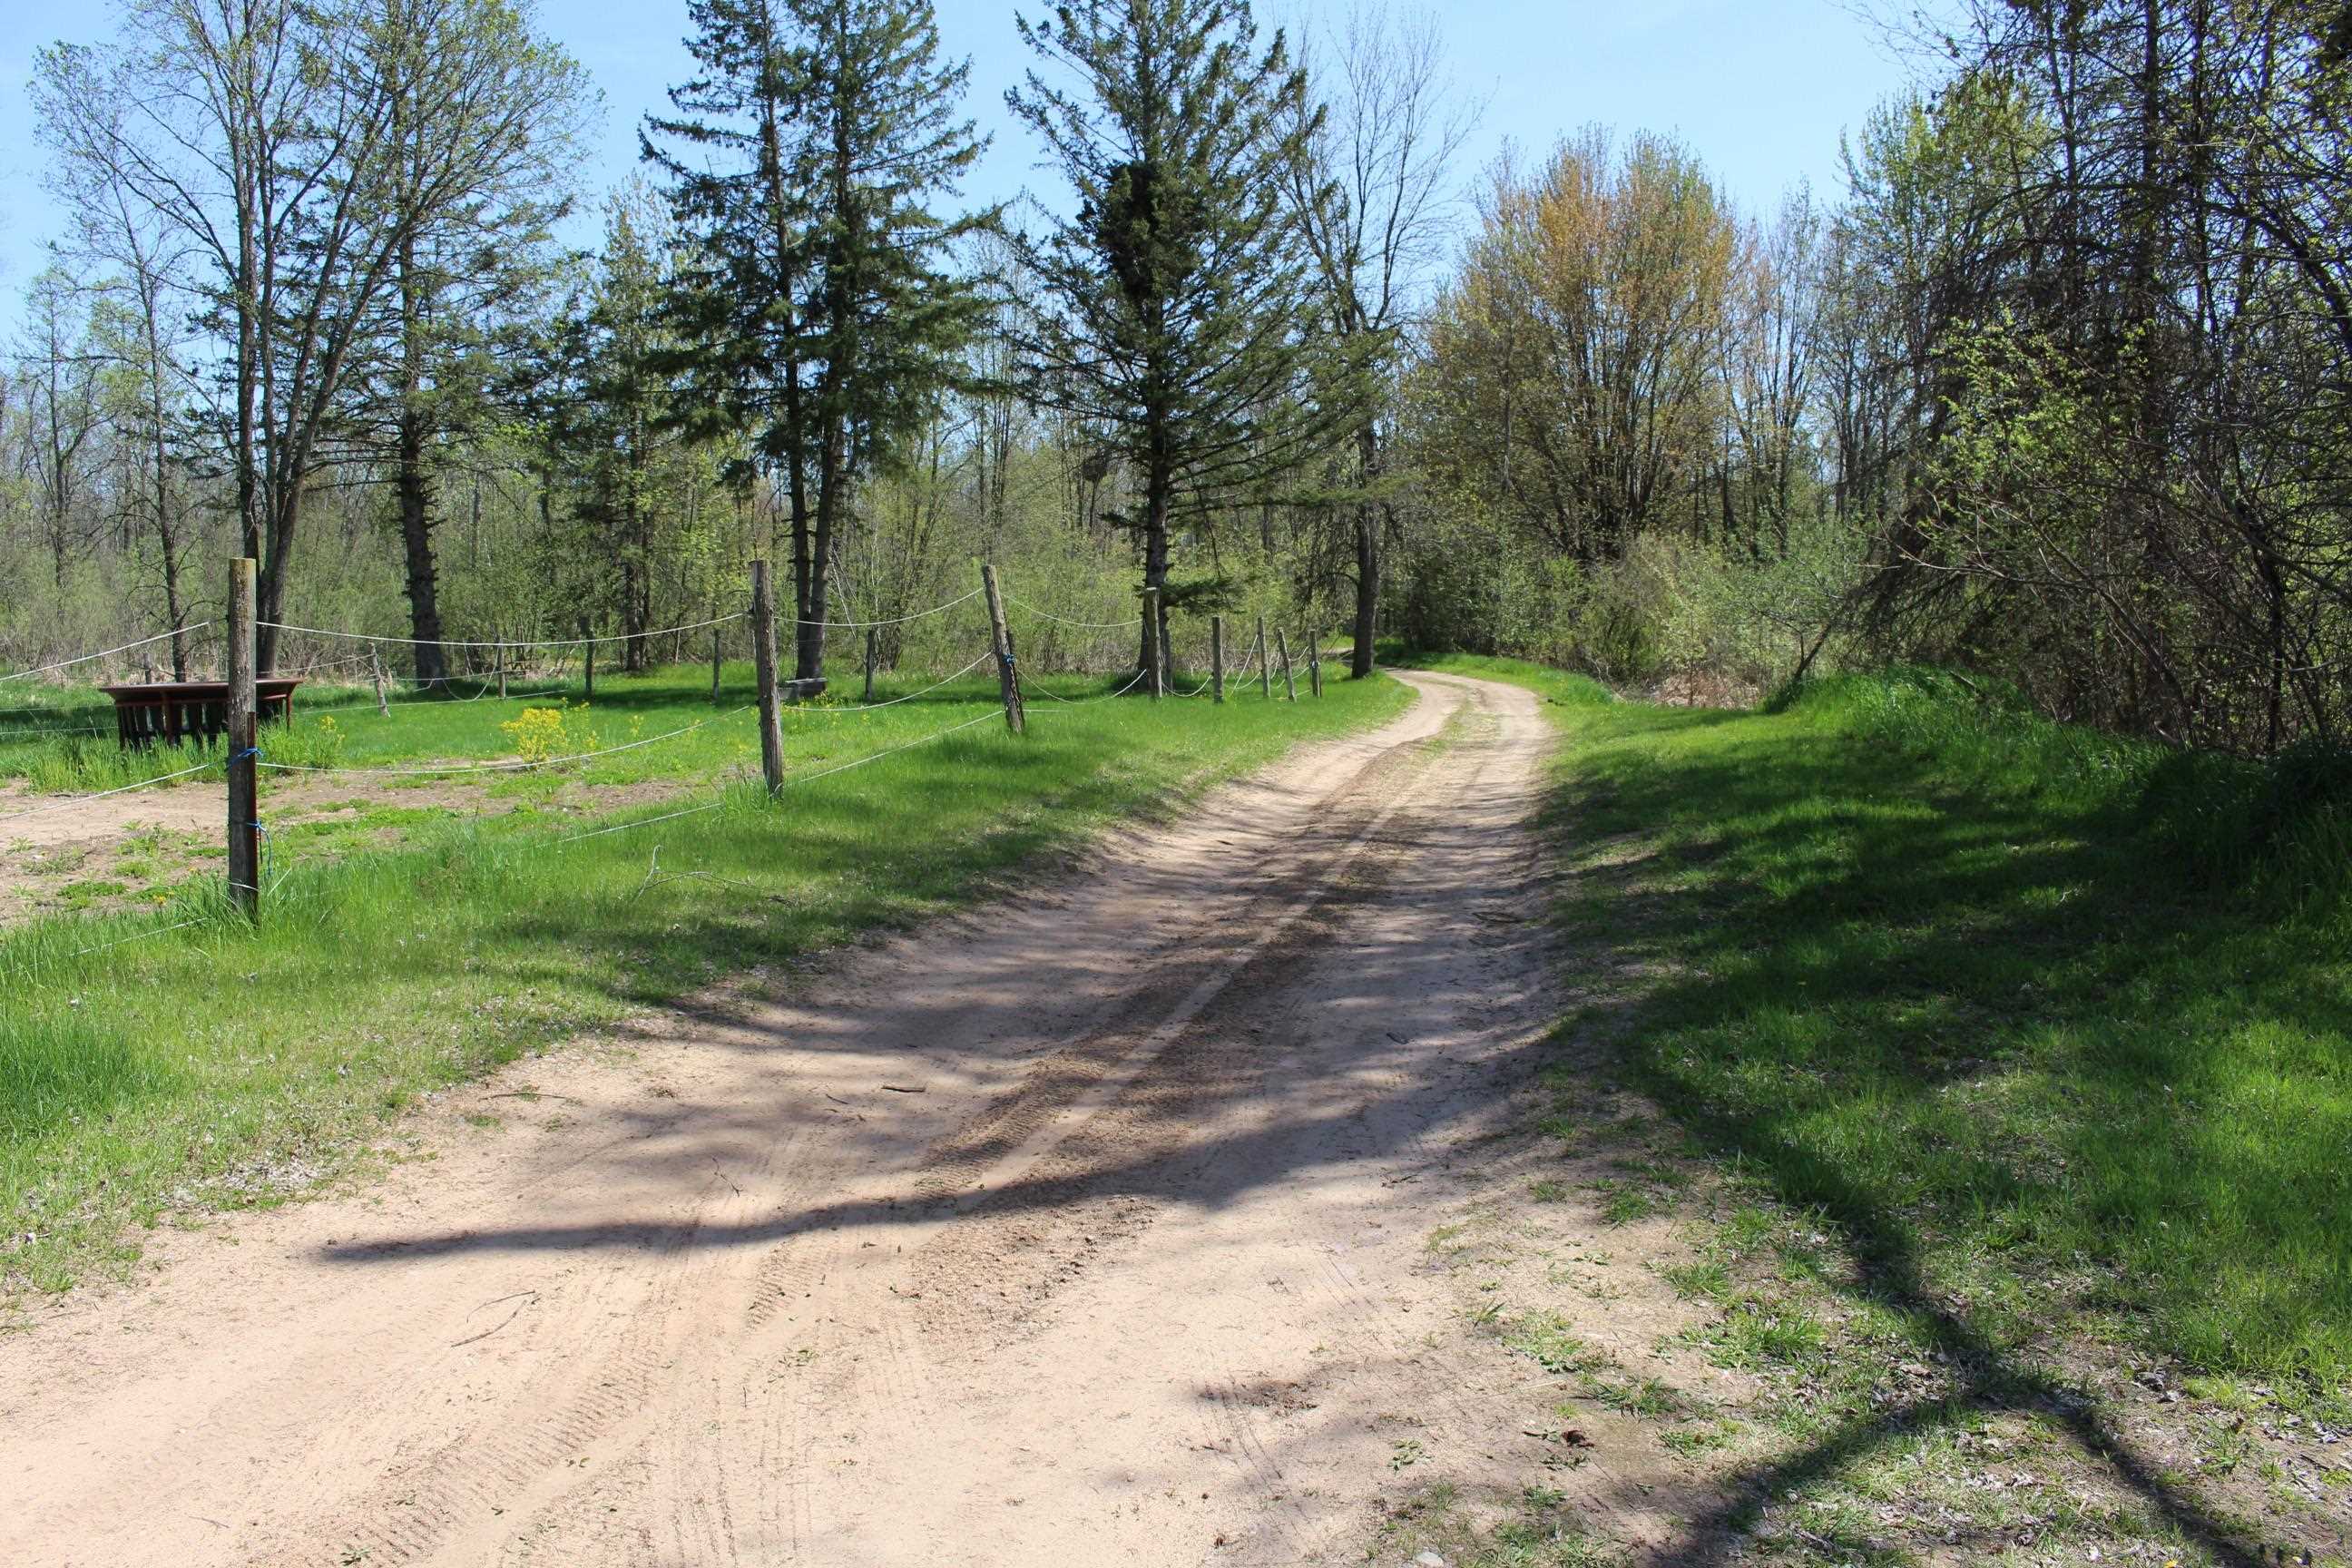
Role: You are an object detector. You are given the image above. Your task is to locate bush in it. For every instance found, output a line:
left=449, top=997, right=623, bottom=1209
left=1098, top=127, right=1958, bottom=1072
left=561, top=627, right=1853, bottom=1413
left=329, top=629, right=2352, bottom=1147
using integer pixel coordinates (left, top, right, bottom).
left=1388, top=497, right=1865, bottom=691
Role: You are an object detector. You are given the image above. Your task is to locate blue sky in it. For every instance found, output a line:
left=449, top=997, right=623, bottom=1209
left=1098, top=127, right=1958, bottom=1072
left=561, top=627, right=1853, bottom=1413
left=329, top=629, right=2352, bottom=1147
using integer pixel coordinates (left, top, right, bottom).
left=0, top=0, right=1939, bottom=341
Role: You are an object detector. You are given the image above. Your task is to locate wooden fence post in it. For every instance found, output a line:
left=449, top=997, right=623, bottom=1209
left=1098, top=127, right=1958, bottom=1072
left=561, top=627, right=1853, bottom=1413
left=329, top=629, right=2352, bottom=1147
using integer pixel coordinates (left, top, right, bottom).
left=371, top=646, right=390, bottom=718
left=710, top=621, right=722, bottom=704
left=495, top=642, right=507, bottom=701
left=582, top=621, right=596, bottom=702
left=1142, top=589, right=1164, bottom=700
left=864, top=627, right=877, bottom=703
left=1210, top=614, right=1225, bottom=704
left=750, top=560, right=785, bottom=793
left=1307, top=631, right=1323, bottom=699
left=1275, top=627, right=1298, bottom=702
left=1255, top=615, right=1270, bottom=699
left=981, top=563, right=1025, bottom=734
left=226, top=557, right=260, bottom=921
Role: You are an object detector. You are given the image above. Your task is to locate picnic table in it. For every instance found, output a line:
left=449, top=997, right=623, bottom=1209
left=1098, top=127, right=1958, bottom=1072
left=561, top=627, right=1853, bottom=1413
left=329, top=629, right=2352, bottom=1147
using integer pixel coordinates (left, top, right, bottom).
left=99, top=680, right=304, bottom=750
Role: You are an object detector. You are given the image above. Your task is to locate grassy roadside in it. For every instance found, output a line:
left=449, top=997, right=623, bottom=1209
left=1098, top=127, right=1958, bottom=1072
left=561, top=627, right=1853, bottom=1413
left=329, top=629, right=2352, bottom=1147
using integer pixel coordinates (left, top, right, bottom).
left=0, top=662, right=1020, bottom=923
left=1396, top=651, right=2352, bottom=1561
left=0, top=654, right=1001, bottom=794
left=0, top=671, right=1408, bottom=1302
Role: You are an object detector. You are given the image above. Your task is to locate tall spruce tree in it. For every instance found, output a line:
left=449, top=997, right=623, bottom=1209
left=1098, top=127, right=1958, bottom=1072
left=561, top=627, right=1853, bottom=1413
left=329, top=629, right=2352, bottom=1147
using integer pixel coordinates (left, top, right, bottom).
left=647, top=0, right=989, bottom=681
left=1007, top=0, right=1331, bottom=683
left=572, top=189, right=681, bottom=670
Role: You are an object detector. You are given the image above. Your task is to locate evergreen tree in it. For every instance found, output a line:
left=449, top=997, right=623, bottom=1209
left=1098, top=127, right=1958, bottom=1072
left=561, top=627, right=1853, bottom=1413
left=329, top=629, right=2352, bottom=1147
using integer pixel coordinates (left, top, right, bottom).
left=1006, top=0, right=1331, bottom=683
left=572, top=190, right=682, bottom=671
left=648, top=0, right=989, bottom=682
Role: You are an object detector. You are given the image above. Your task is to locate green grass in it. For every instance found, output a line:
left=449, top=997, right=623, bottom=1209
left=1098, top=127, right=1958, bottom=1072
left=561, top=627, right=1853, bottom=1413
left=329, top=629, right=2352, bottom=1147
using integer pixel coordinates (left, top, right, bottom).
left=0, top=667, right=1407, bottom=1298
left=0, top=642, right=1327, bottom=797
left=1370, top=1480, right=1624, bottom=1567
left=1404, top=652, right=2352, bottom=1387
left=0, top=657, right=1020, bottom=795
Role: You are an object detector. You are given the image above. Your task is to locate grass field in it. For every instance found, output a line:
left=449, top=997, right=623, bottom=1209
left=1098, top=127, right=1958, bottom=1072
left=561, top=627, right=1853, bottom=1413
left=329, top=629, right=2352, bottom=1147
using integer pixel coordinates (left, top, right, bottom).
left=0, top=662, right=1405, bottom=1300
left=1406, top=652, right=2352, bottom=1390
left=0, top=651, right=994, bottom=793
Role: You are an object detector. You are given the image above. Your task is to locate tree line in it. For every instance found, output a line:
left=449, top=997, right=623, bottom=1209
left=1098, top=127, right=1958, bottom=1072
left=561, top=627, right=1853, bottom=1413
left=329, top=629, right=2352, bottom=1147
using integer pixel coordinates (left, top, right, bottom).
left=2, top=0, right=2347, bottom=756
left=1404, top=0, right=2352, bottom=755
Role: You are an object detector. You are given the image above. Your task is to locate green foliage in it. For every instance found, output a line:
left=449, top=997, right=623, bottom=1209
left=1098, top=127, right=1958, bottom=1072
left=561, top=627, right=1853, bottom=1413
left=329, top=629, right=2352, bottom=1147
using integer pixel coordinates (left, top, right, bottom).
left=648, top=0, right=991, bottom=676
left=1391, top=506, right=1863, bottom=691
left=1454, top=652, right=2352, bottom=1383
left=1006, top=0, right=1341, bottom=662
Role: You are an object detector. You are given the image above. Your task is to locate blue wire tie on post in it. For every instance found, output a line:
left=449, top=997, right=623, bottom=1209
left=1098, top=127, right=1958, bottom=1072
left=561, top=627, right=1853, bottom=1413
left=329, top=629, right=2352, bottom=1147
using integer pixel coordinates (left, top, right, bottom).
left=232, top=747, right=266, bottom=893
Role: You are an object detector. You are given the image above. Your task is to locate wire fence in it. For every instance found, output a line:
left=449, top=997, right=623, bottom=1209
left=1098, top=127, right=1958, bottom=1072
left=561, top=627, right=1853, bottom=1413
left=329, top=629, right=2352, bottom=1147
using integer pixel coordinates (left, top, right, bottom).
left=0, top=623, right=212, bottom=686
left=257, top=611, right=748, bottom=652
left=0, top=576, right=1333, bottom=975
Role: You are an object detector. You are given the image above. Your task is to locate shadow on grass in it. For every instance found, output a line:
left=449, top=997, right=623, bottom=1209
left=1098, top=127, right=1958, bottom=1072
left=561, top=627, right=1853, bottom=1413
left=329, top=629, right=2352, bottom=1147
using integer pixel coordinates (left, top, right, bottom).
left=292, top=676, right=2328, bottom=1560
left=1551, top=700, right=2348, bottom=1563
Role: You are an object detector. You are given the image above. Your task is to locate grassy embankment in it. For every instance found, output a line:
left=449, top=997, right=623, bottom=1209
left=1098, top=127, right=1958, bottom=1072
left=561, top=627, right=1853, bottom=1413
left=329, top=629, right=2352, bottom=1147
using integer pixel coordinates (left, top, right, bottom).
left=1409, top=651, right=2351, bottom=1388
left=0, top=663, right=1406, bottom=1299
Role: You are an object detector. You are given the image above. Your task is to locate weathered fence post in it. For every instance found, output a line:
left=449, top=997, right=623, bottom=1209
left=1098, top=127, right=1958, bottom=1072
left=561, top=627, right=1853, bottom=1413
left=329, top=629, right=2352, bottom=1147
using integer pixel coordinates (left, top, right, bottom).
left=1255, top=615, right=1270, bottom=699
left=863, top=627, right=878, bottom=703
left=226, top=557, right=260, bottom=922
left=1307, top=631, right=1323, bottom=698
left=582, top=620, right=596, bottom=702
left=1142, top=589, right=1164, bottom=700
left=710, top=621, right=723, bottom=704
left=750, top=559, right=785, bottom=793
left=495, top=642, right=507, bottom=701
left=1210, top=614, right=1226, bottom=704
left=981, top=563, right=1025, bottom=735
left=1275, top=627, right=1298, bottom=702
left=371, top=646, right=390, bottom=718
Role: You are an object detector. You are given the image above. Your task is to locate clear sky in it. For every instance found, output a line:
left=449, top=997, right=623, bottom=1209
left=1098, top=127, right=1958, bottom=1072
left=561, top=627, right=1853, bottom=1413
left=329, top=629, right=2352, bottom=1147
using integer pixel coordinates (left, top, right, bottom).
left=0, top=0, right=1938, bottom=342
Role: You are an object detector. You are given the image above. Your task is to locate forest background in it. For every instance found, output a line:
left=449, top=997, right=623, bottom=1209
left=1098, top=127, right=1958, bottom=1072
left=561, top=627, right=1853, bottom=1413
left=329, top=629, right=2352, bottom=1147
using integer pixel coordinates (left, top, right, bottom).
left=0, top=0, right=2345, bottom=762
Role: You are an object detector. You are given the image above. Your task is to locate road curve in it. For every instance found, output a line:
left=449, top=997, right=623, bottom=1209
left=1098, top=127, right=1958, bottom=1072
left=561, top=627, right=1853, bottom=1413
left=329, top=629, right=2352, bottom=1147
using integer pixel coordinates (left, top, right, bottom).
left=0, top=670, right=1563, bottom=1567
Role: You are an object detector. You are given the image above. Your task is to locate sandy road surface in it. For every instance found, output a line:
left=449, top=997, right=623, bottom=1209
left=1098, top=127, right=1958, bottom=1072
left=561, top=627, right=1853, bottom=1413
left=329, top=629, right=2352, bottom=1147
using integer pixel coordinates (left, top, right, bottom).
left=1, top=671, right=1592, bottom=1566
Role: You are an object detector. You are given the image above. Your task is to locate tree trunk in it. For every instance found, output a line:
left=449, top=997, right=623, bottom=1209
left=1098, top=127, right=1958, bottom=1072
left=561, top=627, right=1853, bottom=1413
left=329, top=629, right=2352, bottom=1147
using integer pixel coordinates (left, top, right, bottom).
left=799, top=422, right=841, bottom=682
left=1140, top=454, right=1172, bottom=682
left=257, top=482, right=302, bottom=673
left=1349, top=421, right=1380, bottom=678
left=395, top=238, right=449, bottom=685
left=396, top=439, right=448, bottom=685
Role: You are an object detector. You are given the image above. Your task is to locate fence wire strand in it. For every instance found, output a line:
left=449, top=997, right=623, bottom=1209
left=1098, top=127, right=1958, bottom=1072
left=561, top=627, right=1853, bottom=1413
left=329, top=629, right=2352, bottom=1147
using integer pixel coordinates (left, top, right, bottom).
left=1004, top=597, right=1142, bottom=630
left=0, top=758, right=220, bottom=828
left=260, top=706, right=755, bottom=778
left=556, top=707, right=1003, bottom=846
left=0, top=623, right=213, bottom=684
left=848, top=647, right=995, bottom=709
left=260, top=611, right=745, bottom=652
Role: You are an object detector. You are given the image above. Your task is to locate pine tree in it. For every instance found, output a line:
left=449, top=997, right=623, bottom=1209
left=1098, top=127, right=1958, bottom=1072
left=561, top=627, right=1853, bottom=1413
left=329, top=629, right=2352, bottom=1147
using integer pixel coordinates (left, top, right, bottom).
left=572, top=190, right=682, bottom=671
left=648, top=0, right=989, bottom=681
left=1006, top=0, right=1332, bottom=683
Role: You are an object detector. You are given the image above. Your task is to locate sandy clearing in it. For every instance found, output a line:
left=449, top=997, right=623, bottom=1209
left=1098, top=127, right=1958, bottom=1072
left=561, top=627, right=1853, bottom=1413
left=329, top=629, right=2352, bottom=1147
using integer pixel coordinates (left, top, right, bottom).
left=0, top=769, right=710, bottom=921
left=0, top=671, right=1691, bottom=1565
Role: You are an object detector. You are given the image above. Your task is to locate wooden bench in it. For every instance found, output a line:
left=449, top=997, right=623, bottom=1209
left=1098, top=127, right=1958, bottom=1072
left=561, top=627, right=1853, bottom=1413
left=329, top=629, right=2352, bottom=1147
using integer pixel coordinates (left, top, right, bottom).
left=100, top=679, right=304, bottom=750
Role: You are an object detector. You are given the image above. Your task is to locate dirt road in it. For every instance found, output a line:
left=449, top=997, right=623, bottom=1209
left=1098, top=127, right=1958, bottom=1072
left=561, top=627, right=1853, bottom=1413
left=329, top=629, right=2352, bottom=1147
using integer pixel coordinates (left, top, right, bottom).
left=1, top=671, right=1611, bottom=1565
